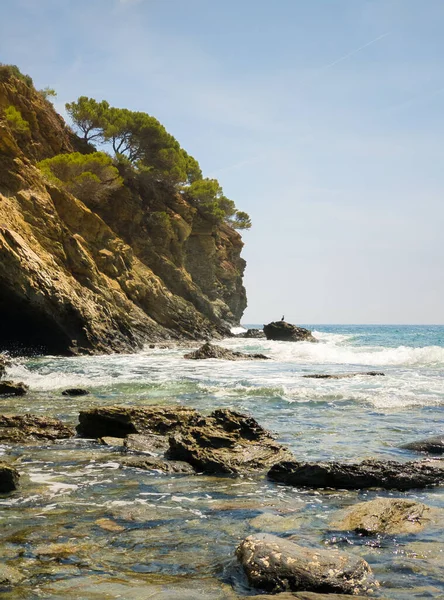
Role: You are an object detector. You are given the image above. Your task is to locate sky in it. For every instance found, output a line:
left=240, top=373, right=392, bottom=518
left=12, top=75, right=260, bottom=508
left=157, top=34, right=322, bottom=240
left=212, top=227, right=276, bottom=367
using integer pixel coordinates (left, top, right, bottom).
left=1, top=0, right=443, bottom=324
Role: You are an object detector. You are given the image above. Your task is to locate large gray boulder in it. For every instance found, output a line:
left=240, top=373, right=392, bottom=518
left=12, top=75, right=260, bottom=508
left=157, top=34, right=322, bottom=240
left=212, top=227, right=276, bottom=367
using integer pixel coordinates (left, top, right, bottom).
left=263, top=321, right=317, bottom=342
left=400, top=435, right=444, bottom=454
left=168, top=409, right=293, bottom=474
left=184, top=342, right=269, bottom=360
left=0, top=462, right=20, bottom=492
left=268, top=459, right=444, bottom=490
left=0, top=414, right=74, bottom=443
left=330, top=497, right=444, bottom=535
left=236, top=533, right=373, bottom=594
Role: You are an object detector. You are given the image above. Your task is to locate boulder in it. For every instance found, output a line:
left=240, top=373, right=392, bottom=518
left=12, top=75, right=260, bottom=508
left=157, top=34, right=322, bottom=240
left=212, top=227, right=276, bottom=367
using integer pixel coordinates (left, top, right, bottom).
left=0, top=414, right=74, bottom=443
left=330, top=497, right=444, bottom=535
left=168, top=408, right=293, bottom=474
left=0, top=381, right=28, bottom=396
left=120, top=456, right=196, bottom=474
left=0, top=462, right=20, bottom=492
left=236, top=533, right=373, bottom=595
left=303, top=372, right=384, bottom=379
left=400, top=435, right=444, bottom=454
left=263, top=321, right=317, bottom=342
left=237, top=328, right=266, bottom=339
left=62, top=388, right=90, bottom=396
left=77, top=405, right=199, bottom=439
left=184, top=342, right=269, bottom=360
left=268, top=459, right=444, bottom=490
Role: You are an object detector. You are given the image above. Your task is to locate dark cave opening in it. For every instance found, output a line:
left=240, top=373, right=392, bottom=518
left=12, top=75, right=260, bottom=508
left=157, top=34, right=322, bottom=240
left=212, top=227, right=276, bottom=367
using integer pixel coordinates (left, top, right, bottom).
left=0, top=286, right=74, bottom=356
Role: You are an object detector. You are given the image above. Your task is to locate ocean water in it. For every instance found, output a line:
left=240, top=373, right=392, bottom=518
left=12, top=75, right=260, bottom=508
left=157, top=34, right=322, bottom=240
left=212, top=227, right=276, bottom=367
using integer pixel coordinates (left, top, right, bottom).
left=0, top=325, right=443, bottom=599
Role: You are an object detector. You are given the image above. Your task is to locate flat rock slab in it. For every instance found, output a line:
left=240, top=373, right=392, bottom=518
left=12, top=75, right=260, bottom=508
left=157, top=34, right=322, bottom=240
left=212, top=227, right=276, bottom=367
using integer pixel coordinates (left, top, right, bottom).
left=236, top=533, right=373, bottom=595
left=77, top=405, right=200, bottom=439
left=401, top=435, right=444, bottom=454
left=330, top=497, right=444, bottom=535
left=120, top=456, right=196, bottom=474
left=168, top=408, right=293, bottom=474
left=0, top=381, right=28, bottom=396
left=268, top=459, right=444, bottom=490
left=184, top=342, right=269, bottom=361
left=263, top=321, right=317, bottom=342
left=0, top=462, right=20, bottom=492
left=0, top=414, right=74, bottom=443
left=303, top=372, right=384, bottom=379
left=62, top=388, right=90, bottom=396
left=125, top=433, right=169, bottom=455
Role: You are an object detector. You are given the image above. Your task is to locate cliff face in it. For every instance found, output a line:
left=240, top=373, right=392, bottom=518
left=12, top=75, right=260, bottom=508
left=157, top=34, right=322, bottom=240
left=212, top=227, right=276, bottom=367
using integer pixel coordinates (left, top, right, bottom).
left=0, top=72, right=247, bottom=355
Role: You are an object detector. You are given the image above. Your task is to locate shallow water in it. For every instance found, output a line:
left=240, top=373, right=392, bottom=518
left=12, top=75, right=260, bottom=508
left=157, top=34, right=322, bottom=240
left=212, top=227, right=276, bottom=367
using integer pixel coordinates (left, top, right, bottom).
left=1, top=325, right=443, bottom=598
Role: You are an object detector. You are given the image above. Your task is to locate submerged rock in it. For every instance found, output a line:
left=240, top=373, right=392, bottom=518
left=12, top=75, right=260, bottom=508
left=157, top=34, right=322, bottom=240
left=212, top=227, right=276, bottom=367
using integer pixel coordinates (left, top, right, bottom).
left=77, top=405, right=199, bottom=439
left=168, top=408, right=293, bottom=474
left=0, top=381, right=28, bottom=396
left=263, top=321, right=317, bottom=342
left=236, top=533, right=373, bottom=595
left=62, top=388, right=90, bottom=397
left=330, top=497, right=444, bottom=535
left=184, top=342, right=269, bottom=361
left=303, top=371, right=384, bottom=379
left=0, top=414, right=74, bottom=443
left=120, top=456, right=196, bottom=474
left=0, top=462, right=20, bottom=492
left=400, top=435, right=444, bottom=454
left=268, top=459, right=444, bottom=490
left=0, top=563, right=25, bottom=585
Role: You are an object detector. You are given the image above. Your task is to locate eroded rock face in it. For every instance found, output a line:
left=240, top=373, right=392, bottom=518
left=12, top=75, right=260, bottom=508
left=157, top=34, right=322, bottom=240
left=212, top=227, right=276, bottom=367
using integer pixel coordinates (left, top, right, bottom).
left=236, top=533, right=373, bottom=595
left=268, top=459, right=444, bottom=490
left=0, top=414, right=74, bottom=443
left=76, top=405, right=199, bottom=439
left=401, top=435, right=444, bottom=454
left=168, top=409, right=293, bottom=474
left=330, top=497, right=444, bottom=535
left=303, top=372, right=384, bottom=379
left=120, top=456, right=196, bottom=474
left=184, top=342, right=269, bottom=361
left=0, top=462, right=20, bottom=492
left=263, top=322, right=317, bottom=343
left=0, top=381, right=28, bottom=396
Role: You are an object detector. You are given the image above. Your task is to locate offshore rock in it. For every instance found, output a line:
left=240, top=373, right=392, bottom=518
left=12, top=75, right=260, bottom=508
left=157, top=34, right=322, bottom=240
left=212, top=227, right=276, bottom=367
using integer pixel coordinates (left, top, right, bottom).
left=62, top=388, right=90, bottom=397
left=263, top=321, right=317, bottom=343
left=303, top=372, right=385, bottom=379
left=268, top=459, right=444, bottom=490
left=0, top=381, right=28, bottom=396
left=0, top=462, right=20, bottom=492
left=237, top=328, right=266, bottom=339
left=168, top=409, right=293, bottom=474
left=0, top=414, right=74, bottom=443
left=330, top=497, right=444, bottom=535
left=236, top=533, right=373, bottom=595
left=184, top=342, right=269, bottom=360
left=120, top=456, right=196, bottom=474
left=400, top=435, right=444, bottom=454
left=77, top=405, right=199, bottom=439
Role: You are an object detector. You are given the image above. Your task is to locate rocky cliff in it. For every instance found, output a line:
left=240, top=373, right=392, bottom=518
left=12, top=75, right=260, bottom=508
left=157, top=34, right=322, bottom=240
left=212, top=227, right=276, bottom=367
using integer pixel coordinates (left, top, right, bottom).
left=0, top=69, right=247, bottom=355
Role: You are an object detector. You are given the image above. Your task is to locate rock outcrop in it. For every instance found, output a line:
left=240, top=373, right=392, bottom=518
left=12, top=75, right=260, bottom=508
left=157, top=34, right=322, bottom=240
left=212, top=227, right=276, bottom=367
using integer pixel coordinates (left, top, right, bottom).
left=0, top=462, right=20, bottom=492
left=400, top=435, right=444, bottom=454
left=168, top=409, right=292, bottom=474
left=0, top=414, right=74, bottom=443
left=236, top=328, right=266, bottom=339
left=263, top=321, right=317, bottom=342
left=120, top=456, right=196, bottom=474
left=330, top=497, right=444, bottom=535
left=0, top=68, right=247, bottom=355
left=0, top=381, right=28, bottom=396
left=236, top=533, right=373, bottom=595
left=268, top=459, right=444, bottom=490
left=184, top=342, right=269, bottom=361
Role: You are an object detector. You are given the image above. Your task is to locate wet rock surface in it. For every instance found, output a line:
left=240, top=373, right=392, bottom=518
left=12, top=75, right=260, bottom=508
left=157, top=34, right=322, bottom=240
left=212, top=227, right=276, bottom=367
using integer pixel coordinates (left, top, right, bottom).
left=0, top=354, right=9, bottom=379
left=0, top=563, right=25, bottom=585
left=400, top=435, right=444, bottom=454
left=124, top=433, right=169, bottom=455
left=62, top=388, right=90, bottom=397
left=0, top=462, right=20, bottom=492
left=263, top=321, right=317, bottom=342
left=168, top=408, right=293, bottom=474
left=120, top=456, right=196, bottom=474
left=236, top=328, right=266, bottom=339
left=248, top=594, right=386, bottom=600
left=236, top=533, right=373, bottom=595
left=184, top=342, right=269, bottom=361
left=77, top=405, right=199, bottom=439
left=0, top=381, right=28, bottom=396
left=268, top=459, right=444, bottom=490
left=0, top=414, right=74, bottom=443
left=330, top=497, right=444, bottom=535
left=303, top=371, right=385, bottom=379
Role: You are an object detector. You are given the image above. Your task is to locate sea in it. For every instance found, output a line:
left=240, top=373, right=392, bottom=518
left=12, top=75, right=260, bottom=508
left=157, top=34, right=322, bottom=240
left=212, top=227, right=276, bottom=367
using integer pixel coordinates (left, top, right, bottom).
left=1, top=324, right=443, bottom=599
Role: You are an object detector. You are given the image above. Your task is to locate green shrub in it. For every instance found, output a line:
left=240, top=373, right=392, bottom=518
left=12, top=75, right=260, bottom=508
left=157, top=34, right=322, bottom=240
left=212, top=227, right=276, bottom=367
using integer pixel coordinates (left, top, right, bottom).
left=38, top=152, right=123, bottom=203
left=39, top=87, right=57, bottom=100
left=0, top=64, right=33, bottom=87
left=3, top=105, right=30, bottom=135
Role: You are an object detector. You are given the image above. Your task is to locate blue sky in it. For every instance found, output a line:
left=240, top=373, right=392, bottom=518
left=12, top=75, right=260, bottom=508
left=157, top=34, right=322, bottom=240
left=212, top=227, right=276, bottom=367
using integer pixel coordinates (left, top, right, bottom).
left=1, top=0, right=443, bottom=323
